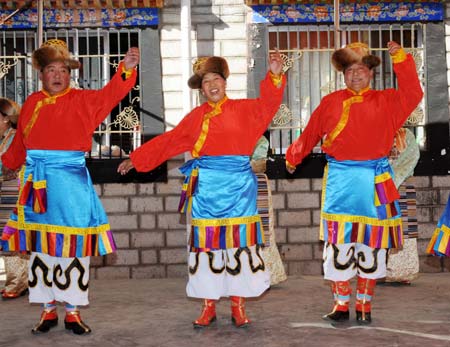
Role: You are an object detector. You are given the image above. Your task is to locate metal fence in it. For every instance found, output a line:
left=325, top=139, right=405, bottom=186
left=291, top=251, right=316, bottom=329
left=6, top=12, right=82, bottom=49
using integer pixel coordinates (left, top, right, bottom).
left=267, top=23, right=426, bottom=155
left=0, top=27, right=143, bottom=159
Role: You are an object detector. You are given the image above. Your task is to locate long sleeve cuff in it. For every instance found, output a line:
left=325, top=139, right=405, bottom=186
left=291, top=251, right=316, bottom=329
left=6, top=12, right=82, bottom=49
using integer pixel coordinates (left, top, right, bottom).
left=391, top=48, right=407, bottom=64
left=286, top=160, right=296, bottom=171
left=121, top=63, right=135, bottom=80
left=269, top=71, right=284, bottom=88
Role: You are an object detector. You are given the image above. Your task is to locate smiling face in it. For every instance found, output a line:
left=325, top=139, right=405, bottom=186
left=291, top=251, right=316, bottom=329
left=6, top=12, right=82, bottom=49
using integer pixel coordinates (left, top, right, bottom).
left=343, top=62, right=373, bottom=93
left=201, top=72, right=226, bottom=103
left=39, top=61, right=71, bottom=96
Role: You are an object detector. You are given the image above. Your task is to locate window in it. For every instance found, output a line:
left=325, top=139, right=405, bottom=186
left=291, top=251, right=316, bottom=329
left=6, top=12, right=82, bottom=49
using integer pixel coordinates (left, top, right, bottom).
left=255, top=22, right=448, bottom=178
left=267, top=23, right=425, bottom=155
left=0, top=28, right=166, bottom=183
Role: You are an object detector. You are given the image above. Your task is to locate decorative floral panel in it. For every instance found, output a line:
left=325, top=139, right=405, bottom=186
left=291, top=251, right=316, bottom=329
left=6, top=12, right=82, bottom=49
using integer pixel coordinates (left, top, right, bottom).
left=0, top=0, right=163, bottom=9
left=251, top=1, right=443, bottom=23
left=246, top=0, right=441, bottom=4
left=0, top=7, right=158, bottom=28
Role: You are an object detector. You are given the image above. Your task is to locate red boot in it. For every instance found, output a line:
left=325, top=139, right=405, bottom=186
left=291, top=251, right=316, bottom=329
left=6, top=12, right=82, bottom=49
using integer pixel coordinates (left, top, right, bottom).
left=193, top=299, right=216, bottom=328
left=64, top=311, right=92, bottom=335
left=230, top=296, right=250, bottom=328
left=355, top=277, right=376, bottom=324
left=31, top=309, right=58, bottom=334
left=322, top=280, right=351, bottom=322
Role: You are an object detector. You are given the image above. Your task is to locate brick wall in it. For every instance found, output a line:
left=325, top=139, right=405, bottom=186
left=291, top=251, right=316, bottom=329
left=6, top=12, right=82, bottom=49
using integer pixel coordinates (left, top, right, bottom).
left=270, top=176, right=450, bottom=276
left=160, top=0, right=249, bottom=129
left=91, top=172, right=450, bottom=279
left=90, top=1, right=450, bottom=279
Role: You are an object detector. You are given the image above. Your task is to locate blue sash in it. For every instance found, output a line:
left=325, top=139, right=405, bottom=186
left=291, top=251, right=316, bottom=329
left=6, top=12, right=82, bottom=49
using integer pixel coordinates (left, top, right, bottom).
left=1, top=150, right=115, bottom=257
left=179, top=156, right=265, bottom=252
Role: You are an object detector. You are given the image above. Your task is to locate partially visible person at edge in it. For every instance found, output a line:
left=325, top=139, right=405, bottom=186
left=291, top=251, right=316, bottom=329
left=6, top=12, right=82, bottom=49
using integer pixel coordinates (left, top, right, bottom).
left=0, top=98, right=28, bottom=300
left=0, top=39, right=139, bottom=335
left=427, top=192, right=450, bottom=258
left=385, top=127, right=420, bottom=284
left=251, top=135, right=287, bottom=286
left=118, top=52, right=285, bottom=328
left=427, top=149, right=450, bottom=257
left=285, top=41, right=423, bottom=324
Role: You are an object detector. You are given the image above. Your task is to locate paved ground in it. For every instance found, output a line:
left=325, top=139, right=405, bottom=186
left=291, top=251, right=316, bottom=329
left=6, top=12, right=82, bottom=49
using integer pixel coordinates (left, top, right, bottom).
left=1, top=273, right=450, bottom=347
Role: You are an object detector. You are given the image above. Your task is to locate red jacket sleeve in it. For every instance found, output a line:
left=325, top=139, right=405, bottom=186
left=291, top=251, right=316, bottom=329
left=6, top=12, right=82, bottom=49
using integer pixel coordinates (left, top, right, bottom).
left=285, top=97, right=328, bottom=167
left=255, top=72, right=286, bottom=131
left=390, top=54, right=424, bottom=129
left=82, top=62, right=137, bottom=132
left=130, top=107, right=203, bottom=172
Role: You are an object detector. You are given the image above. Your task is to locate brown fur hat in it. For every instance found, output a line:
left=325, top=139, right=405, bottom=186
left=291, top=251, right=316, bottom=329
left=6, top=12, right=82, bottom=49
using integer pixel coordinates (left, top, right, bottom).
left=32, top=39, right=80, bottom=71
left=188, top=56, right=229, bottom=89
left=0, top=97, right=20, bottom=127
left=332, top=42, right=380, bottom=72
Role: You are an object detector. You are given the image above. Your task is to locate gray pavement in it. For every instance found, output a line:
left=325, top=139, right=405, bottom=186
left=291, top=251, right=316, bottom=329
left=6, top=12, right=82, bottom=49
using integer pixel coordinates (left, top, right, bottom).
left=1, top=273, right=450, bottom=347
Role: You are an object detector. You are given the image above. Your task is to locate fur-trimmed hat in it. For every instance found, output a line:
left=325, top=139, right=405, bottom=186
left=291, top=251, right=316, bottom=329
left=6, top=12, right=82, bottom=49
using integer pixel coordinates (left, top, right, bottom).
left=0, top=97, right=20, bottom=126
left=188, top=56, right=229, bottom=89
left=32, top=39, right=80, bottom=71
left=331, top=42, right=380, bottom=72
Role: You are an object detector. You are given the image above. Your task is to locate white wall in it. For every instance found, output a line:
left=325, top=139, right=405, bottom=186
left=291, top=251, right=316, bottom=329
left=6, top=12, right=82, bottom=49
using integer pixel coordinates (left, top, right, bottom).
left=160, top=0, right=251, bottom=129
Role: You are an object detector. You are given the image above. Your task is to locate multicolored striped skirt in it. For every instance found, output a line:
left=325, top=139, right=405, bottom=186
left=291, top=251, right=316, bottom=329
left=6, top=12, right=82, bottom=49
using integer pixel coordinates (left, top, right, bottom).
left=320, top=156, right=403, bottom=249
left=1, top=150, right=116, bottom=257
left=180, top=155, right=265, bottom=252
left=427, top=194, right=450, bottom=256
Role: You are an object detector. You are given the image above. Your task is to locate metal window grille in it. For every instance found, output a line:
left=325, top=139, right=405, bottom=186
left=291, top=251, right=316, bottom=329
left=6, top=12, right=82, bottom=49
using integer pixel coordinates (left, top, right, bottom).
left=268, top=23, right=426, bottom=155
left=0, top=28, right=144, bottom=159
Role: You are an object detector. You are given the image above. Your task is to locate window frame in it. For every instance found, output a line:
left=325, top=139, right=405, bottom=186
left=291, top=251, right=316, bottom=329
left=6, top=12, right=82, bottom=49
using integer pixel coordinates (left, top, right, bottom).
left=248, top=21, right=449, bottom=179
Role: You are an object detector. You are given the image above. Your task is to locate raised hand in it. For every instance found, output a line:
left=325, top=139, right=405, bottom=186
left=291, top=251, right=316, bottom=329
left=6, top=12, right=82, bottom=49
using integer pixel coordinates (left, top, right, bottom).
left=123, top=47, right=140, bottom=70
left=269, top=48, right=283, bottom=76
left=387, top=41, right=401, bottom=56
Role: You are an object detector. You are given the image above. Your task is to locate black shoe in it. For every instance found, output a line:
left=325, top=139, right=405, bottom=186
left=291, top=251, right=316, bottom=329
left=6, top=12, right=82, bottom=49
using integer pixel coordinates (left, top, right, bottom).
left=64, top=312, right=92, bottom=335
left=356, top=310, right=372, bottom=324
left=322, top=310, right=349, bottom=322
left=31, top=311, right=58, bottom=334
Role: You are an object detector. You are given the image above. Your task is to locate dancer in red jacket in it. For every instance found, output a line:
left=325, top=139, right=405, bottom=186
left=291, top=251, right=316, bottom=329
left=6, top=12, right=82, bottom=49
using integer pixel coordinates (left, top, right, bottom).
left=1, top=39, right=139, bottom=335
left=119, top=52, right=285, bottom=328
left=286, top=41, right=423, bottom=324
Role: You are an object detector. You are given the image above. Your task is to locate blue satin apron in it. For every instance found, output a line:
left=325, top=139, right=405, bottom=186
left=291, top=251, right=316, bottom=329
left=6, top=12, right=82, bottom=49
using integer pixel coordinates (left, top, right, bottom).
left=320, top=156, right=402, bottom=249
left=1, top=150, right=115, bottom=257
left=179, top=155, right=265, bottom=252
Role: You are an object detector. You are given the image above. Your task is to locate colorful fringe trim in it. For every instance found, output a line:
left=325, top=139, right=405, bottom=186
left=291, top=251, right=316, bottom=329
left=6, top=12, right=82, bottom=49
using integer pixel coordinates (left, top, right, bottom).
left=374, top=172, right=400, bottom=220
left=426, top=225, right=450, bottom=256
left=1, top=221, right=116, bottom=257
left=178, top=168, right=198, bottom=213
left=189, top=215, right=265, bottom=252
left=18, top=174, right=47, bottom=214
left=320, top=214, right=403, bottom=249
